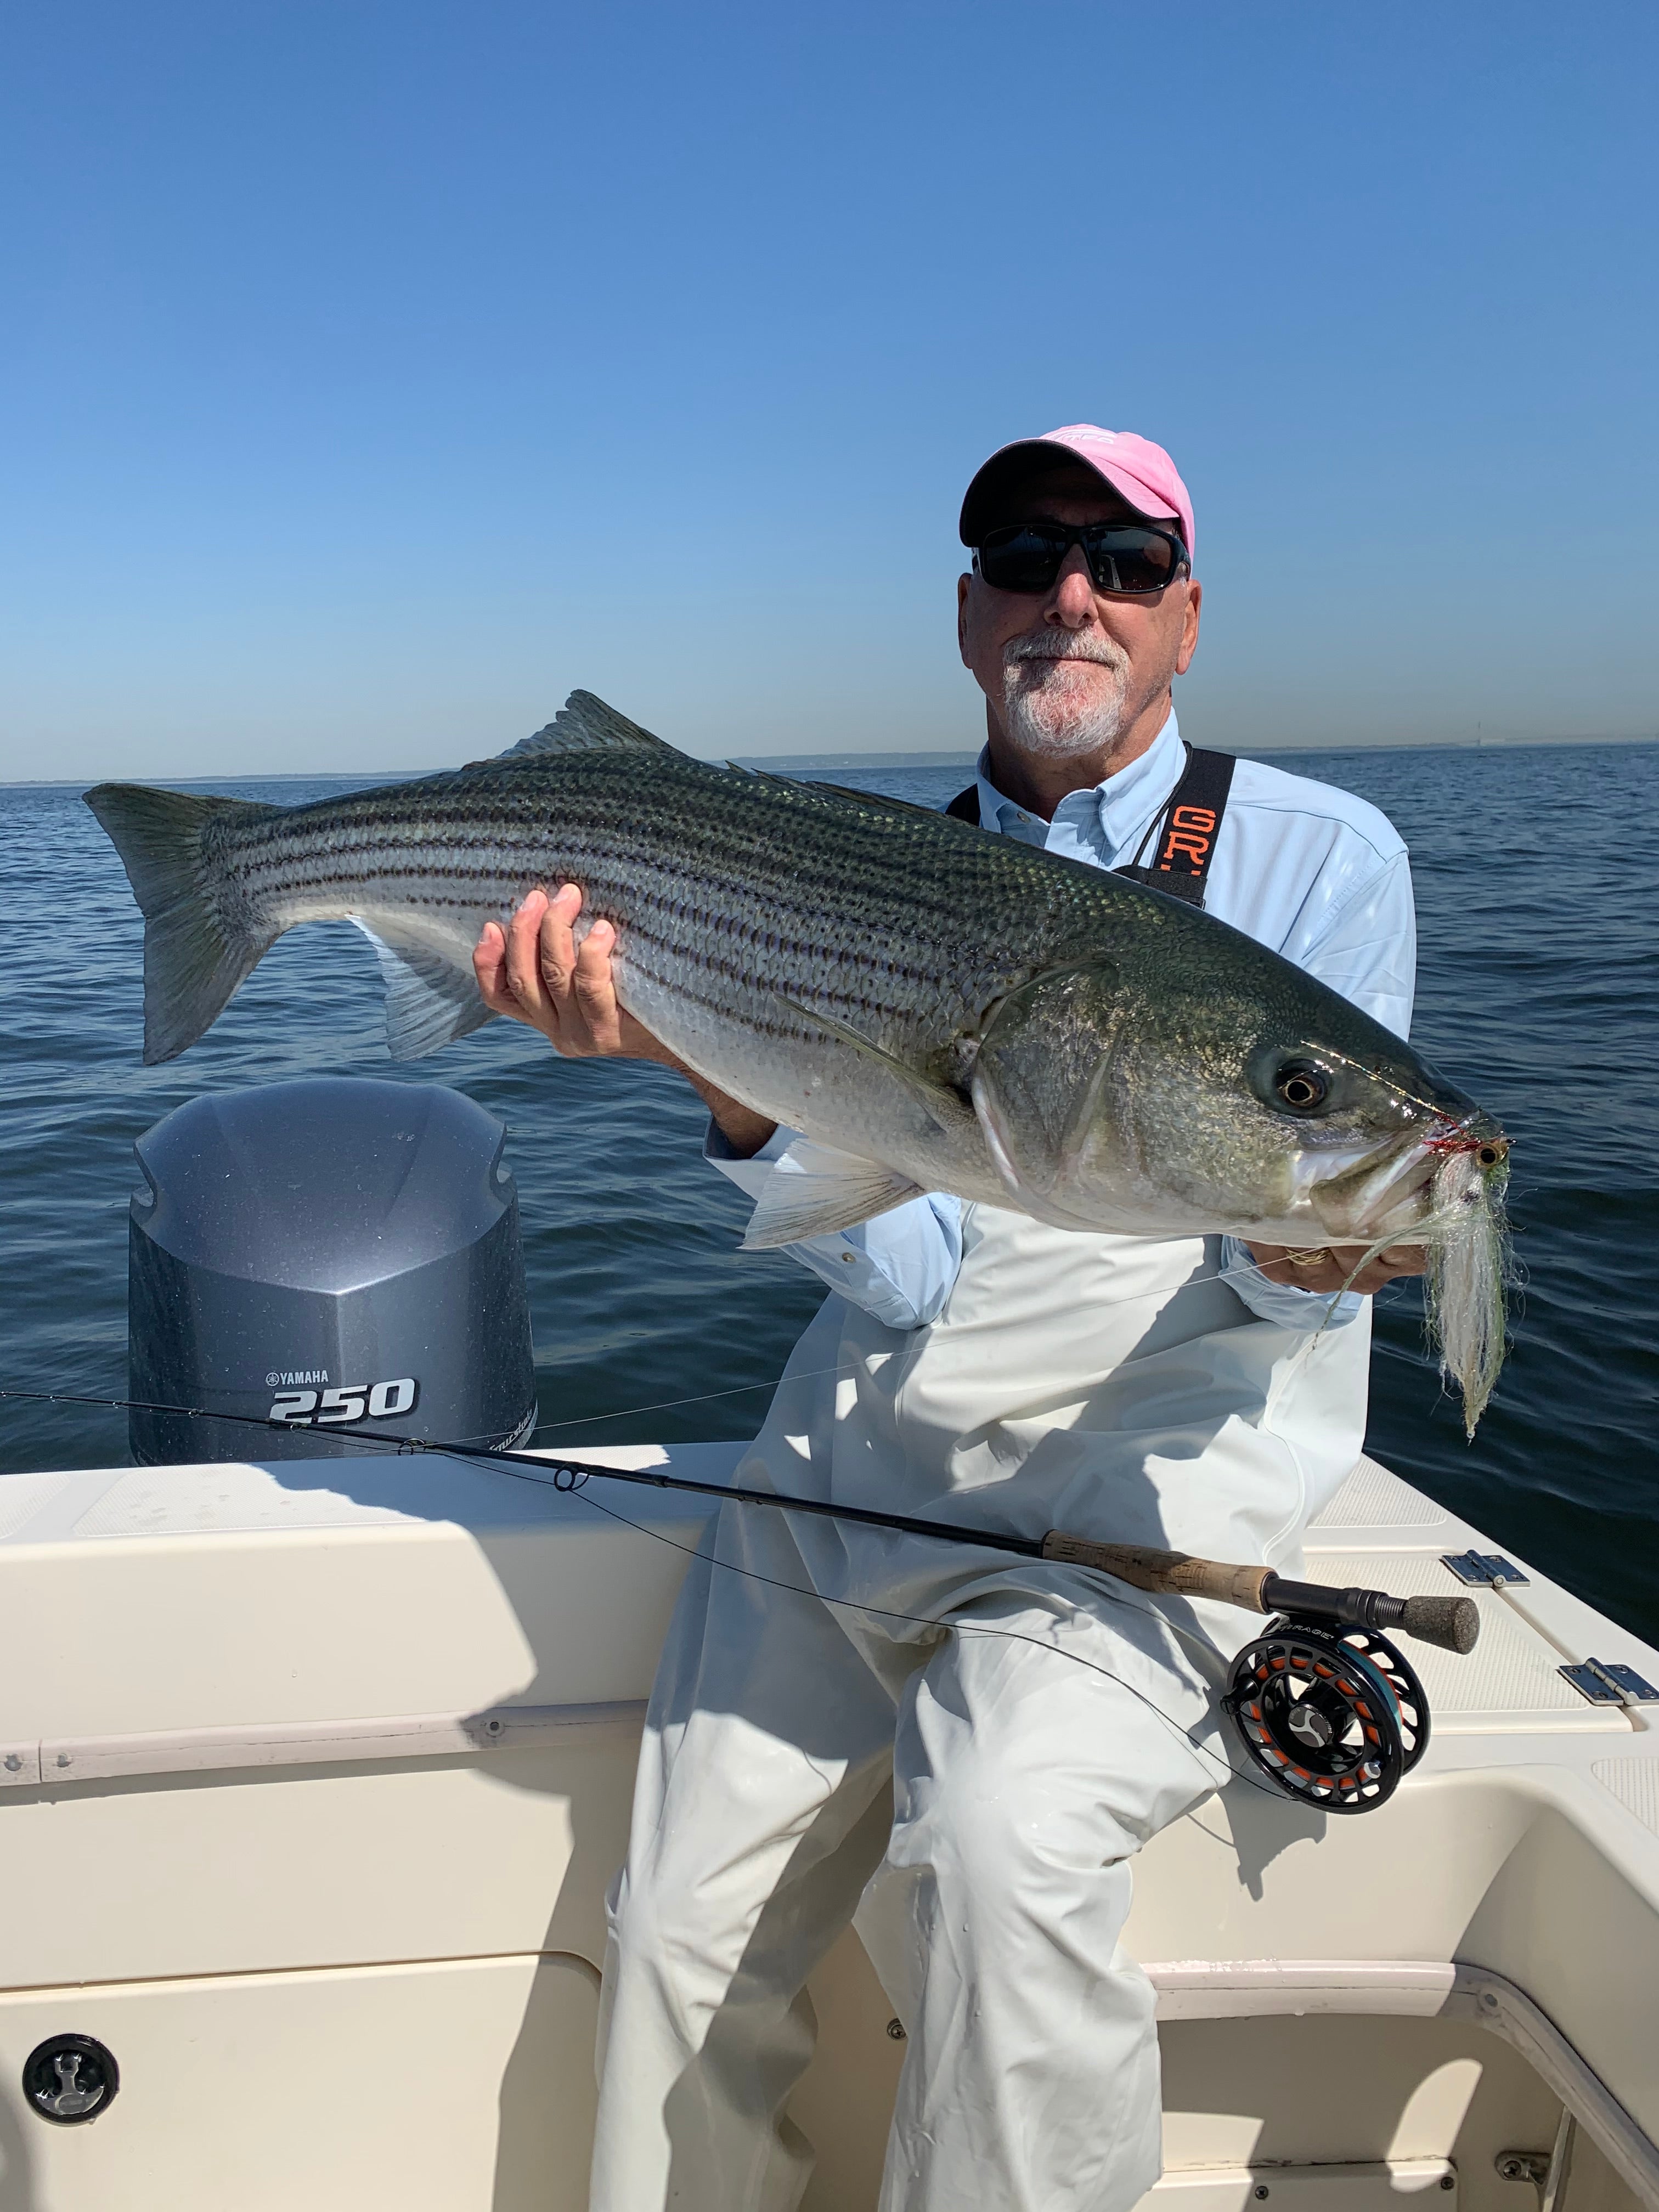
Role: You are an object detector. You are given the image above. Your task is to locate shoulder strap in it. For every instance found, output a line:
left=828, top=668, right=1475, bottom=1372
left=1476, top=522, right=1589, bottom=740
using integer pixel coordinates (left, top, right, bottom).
left=946, top=749, right=1236, bottom=907
left=1115, top=744, right=1236, bottom=907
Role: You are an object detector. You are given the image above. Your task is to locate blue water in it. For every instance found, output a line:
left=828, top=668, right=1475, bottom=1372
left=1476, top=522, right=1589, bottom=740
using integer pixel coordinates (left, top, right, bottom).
left=2, top=742, right=1656, bottom=1639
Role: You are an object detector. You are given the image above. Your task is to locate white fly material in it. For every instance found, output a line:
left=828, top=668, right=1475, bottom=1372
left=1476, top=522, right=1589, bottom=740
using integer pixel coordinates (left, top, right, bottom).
left=1323, top=1144, right=1511, bottom=1437
left=1421, top=1147, right=1511, bottom=1437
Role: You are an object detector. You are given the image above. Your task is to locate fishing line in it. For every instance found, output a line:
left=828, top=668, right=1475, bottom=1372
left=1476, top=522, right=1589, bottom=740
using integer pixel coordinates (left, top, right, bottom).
left=560, top=1476, right=1270, bottom=1801
left=523, top=1358, right=868, bottom=1437
left=4, top=1350, right=871, bottom=1452
left=0, top=1363, right=862, bottom=1457
left=0, top=1380, right=1282, bottom=1802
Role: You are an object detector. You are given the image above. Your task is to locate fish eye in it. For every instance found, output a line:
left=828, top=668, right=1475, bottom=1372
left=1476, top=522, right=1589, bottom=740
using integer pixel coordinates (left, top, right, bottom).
left=1274, top=1061, right=1330, bottom=1114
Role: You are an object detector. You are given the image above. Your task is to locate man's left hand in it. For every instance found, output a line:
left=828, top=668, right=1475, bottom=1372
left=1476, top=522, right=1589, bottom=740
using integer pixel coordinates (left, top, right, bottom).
left=1245, top=1243, right=1426, bottom=1295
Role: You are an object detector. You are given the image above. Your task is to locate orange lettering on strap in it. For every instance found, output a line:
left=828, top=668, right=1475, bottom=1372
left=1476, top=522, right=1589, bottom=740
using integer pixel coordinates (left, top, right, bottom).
left=1160, top=831, right=1211, bottom=868
left=1171, top=805, right=1217, bottom=834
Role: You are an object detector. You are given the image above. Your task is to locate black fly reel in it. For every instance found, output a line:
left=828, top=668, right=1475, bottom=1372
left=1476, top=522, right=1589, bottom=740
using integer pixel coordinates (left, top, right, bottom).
left=1222, top=1615, right=1429, bottom=1814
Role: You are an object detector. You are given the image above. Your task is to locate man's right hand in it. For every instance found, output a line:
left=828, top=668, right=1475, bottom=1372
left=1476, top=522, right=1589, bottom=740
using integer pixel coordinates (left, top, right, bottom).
left=473, top=884, right=680, bottom=1064
left=473, top=885, right=779, bottom=1157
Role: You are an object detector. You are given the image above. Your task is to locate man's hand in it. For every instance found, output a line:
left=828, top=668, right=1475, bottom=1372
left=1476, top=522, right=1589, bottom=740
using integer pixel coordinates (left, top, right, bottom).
left=474, top=884, right=678, bottom=1063
left=472, top=885, right=778, bottom=1156
left=1245, top=1243, right=1426, bottom=1296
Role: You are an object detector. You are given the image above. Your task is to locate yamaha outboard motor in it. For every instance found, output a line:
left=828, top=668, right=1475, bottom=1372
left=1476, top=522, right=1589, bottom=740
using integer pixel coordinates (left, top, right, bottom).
left=128, top=1079, right=537, bottom=1464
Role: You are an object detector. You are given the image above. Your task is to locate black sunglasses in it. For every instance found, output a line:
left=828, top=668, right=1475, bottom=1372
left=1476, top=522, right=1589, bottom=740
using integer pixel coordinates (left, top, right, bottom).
left=974, top=520, right=1190, bottom=597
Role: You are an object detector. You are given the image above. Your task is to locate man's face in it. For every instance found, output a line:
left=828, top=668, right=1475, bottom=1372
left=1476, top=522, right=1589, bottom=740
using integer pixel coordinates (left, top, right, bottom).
left=957, top=463, right=1201, bottom=762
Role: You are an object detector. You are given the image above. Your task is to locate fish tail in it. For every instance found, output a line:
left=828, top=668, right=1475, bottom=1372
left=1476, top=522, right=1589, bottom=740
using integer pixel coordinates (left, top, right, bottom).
left=83, top=784, right=278, bottom=1064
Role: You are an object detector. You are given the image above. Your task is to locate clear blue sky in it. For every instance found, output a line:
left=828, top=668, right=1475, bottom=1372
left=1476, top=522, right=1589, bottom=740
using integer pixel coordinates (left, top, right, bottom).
left=3, top=2, right=1654, bottom=777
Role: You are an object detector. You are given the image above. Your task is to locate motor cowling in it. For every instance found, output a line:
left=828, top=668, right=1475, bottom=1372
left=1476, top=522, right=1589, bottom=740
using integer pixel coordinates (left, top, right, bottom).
left=128, top=1078, right=537, bottom=1465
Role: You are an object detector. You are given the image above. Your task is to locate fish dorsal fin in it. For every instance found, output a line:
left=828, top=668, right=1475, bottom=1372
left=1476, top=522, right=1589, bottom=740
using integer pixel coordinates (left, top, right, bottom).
left=796, top=781, right=949, bottom=820
left=741, top=771, right=955, bottom=823
left=495, top=690, right=679, bottom=761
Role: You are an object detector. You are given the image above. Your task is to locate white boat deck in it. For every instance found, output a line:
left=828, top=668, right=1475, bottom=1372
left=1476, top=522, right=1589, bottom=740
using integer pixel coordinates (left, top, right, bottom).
left=0, top=1444, right=1652, bottom=2211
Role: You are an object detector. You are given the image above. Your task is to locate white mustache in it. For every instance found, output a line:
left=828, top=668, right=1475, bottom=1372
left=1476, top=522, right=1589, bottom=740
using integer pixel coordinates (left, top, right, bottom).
left=1006, top=628, right=1128, bottom=669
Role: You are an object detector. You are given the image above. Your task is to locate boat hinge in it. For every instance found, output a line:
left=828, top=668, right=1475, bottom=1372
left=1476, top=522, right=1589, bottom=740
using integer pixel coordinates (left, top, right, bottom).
left=1442, top=1549, right=1530, bottom=1588
left=1560, top=1658, right=1659, bottom=1707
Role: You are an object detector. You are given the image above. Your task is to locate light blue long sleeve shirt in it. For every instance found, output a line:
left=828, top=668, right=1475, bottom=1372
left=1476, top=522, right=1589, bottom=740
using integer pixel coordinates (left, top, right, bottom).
left=707, top=709, right=1417, bottom=1333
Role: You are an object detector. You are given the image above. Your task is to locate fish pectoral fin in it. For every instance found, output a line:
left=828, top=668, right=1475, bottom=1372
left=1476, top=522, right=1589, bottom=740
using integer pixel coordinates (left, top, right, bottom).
left=740, top=1142, right=924, bottom=1249
left=486, top=690, right=680, bottom=763
left=770, top=994, right=973, bottom=1136
left=968, top=960, right=1124, bottom=1198
left=355, top=923, right=497, bottom=1059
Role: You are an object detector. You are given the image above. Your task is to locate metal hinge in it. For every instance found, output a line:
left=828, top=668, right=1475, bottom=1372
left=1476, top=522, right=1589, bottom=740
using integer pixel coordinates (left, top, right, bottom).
left=1496, top=2152, right=1551, bottom=2190
left=1497, top=2111, right=1575, bottom=2212
left=1560, top=1658, right=1659, bottom=1707
left=1442, top=1550, right=1530, bottom=1588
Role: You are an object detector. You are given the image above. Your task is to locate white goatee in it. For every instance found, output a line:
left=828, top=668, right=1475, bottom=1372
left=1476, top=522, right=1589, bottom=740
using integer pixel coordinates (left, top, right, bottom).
left=1001, top=627, right=1132, bottom=760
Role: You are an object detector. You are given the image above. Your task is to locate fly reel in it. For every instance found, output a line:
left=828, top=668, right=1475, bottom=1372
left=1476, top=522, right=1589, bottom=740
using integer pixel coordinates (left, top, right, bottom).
left=1222, top=1616, right=1429, bottom=1814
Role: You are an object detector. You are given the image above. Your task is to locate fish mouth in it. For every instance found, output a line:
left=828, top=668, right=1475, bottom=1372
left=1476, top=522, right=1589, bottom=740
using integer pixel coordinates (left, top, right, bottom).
left=1291, top=1108, right=1514, bottom=1436
left=1302, top=1111, right=1510, bottom=1245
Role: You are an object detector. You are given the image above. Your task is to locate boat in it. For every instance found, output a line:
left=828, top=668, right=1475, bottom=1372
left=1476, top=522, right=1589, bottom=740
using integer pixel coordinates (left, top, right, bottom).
left=1, top=1075, right=1654, bottom=2210
left=0, top=1436, right=1656, bottom=2210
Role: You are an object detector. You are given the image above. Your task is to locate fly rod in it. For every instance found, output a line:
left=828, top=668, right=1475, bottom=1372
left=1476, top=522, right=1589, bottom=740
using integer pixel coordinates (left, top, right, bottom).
left=0, top=1384, right=1477, bottom=1814
left=0, top=1385, right=1478, bottom=1657
left=533, top=1449, right=1479, bottom=1656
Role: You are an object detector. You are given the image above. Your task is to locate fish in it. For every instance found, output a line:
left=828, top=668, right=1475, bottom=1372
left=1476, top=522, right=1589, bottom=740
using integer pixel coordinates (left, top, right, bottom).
left=84, top=689, right=1511, bottom=1430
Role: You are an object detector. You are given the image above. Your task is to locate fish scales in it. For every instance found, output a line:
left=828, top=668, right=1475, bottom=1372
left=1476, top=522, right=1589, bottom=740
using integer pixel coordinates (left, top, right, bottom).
left=213, top=753, right=1118, bottom=1055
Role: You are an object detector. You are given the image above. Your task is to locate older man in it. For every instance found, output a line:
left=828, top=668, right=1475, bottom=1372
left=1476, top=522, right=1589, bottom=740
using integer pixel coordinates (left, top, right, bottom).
left=475, top=426, right=1421, bottom=2212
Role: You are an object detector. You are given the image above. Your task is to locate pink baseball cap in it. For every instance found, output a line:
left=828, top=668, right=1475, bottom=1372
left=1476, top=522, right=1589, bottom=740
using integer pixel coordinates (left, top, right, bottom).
left=959, top=424, right=1195, bottom=561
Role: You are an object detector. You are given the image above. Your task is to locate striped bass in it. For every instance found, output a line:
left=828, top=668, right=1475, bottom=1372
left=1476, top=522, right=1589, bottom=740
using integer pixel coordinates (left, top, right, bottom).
left=85, top=690, right=1510, bottom=1429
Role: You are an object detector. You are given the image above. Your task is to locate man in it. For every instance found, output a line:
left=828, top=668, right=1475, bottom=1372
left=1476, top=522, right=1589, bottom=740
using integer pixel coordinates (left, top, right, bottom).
left=475, top=426, right=1421, bottom=2212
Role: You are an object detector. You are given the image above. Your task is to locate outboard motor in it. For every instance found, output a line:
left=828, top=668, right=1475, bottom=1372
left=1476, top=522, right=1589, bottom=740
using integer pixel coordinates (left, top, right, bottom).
left=128, top=1078, right=537, bottom=1465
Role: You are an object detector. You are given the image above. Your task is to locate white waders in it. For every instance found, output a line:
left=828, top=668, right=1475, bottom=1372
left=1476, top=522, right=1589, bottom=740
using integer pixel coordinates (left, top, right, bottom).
left=590, top=1207, right=1371, bottom=2212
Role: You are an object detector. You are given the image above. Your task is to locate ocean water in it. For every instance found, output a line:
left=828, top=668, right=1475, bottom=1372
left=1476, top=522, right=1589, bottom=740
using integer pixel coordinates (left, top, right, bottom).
left=2, top=741, right=1655, bottom=1640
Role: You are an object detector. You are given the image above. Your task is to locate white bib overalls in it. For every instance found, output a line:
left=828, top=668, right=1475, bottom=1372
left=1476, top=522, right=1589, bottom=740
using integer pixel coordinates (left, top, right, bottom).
left=590, top=1205, right=1370, bottom=2212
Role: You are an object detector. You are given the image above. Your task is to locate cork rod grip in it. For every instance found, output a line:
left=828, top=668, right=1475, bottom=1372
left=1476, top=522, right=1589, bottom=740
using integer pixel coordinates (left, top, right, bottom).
left=1040, top=1532, right=1271, bottom=1612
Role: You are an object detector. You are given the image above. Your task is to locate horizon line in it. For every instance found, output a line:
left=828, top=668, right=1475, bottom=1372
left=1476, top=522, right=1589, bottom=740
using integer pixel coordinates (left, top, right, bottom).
left=2, top=726, right=1653, bottom=790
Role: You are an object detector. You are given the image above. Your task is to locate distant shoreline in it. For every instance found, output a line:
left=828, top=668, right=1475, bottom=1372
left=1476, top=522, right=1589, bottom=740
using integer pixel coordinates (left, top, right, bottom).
left=739, top=730, right=1657, bottom=771
left=2, top=727, right=1653, bottom=789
